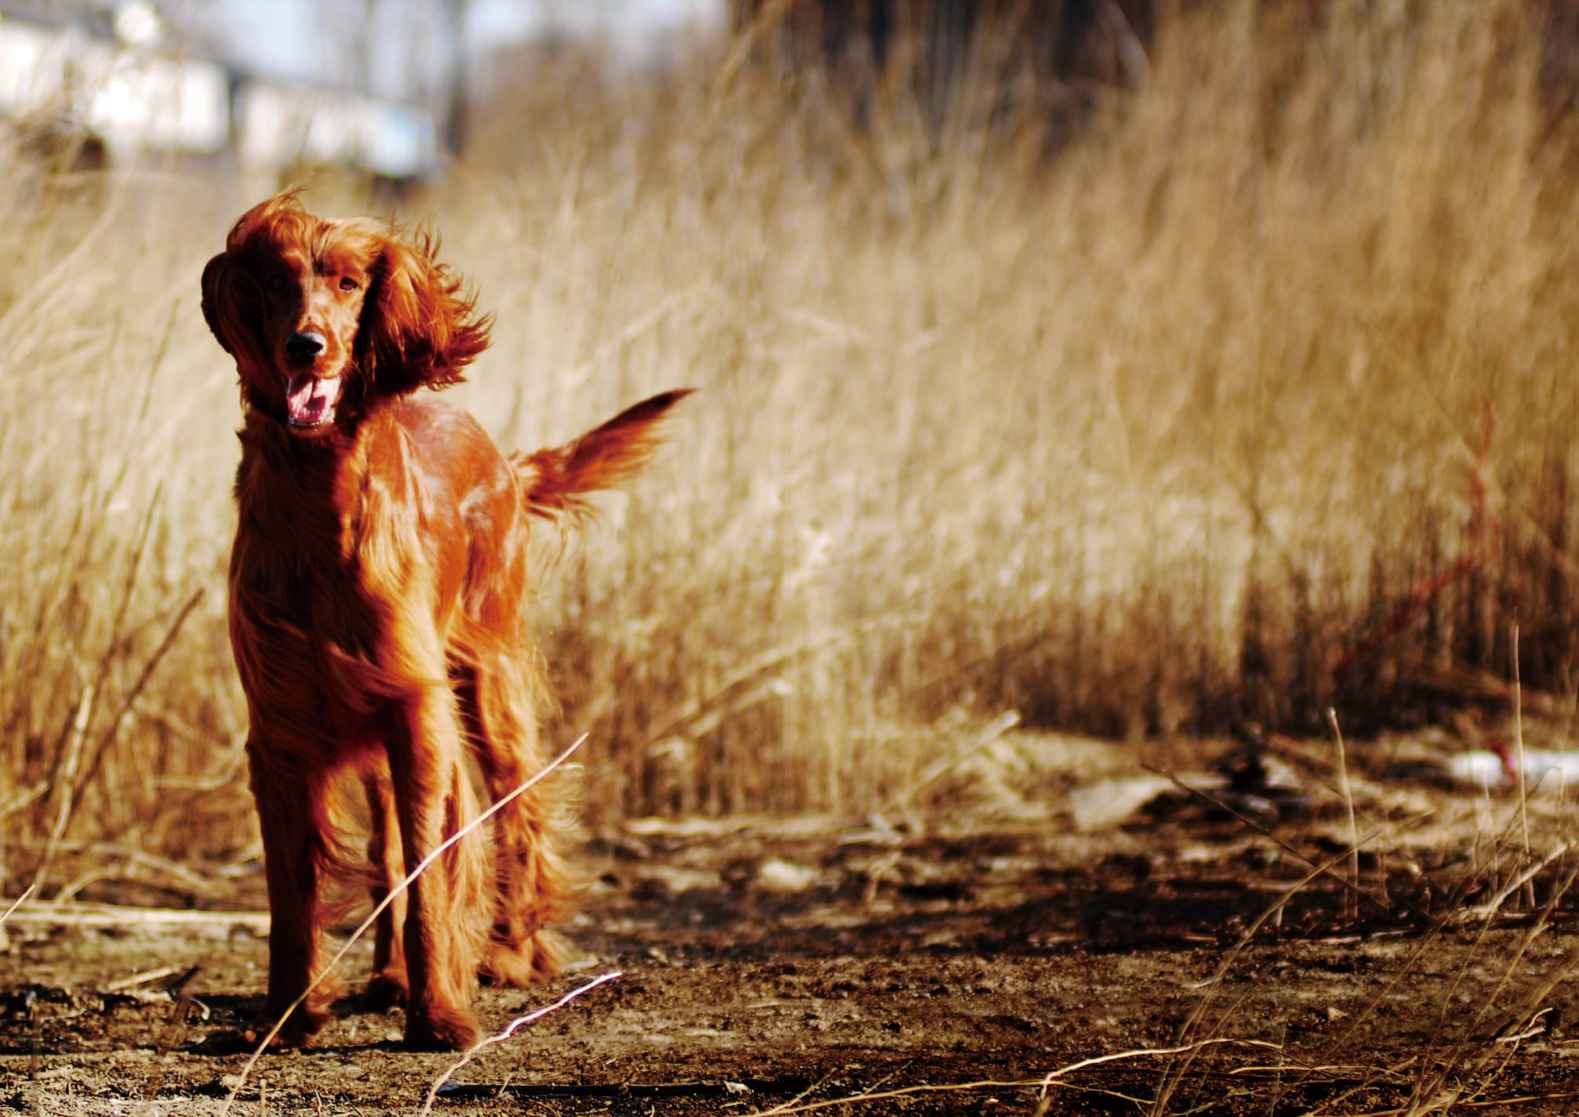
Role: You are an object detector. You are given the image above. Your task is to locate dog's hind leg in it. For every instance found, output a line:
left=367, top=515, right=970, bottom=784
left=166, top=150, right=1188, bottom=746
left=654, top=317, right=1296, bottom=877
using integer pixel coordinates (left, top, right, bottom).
left=362, top=768, right=409, bottom=1008
left=384, top=677, right=487, bottom=1051
left=459, top=656, right=571, bottom=987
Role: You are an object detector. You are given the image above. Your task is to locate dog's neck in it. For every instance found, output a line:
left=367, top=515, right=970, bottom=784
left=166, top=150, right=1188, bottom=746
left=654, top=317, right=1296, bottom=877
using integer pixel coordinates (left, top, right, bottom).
left=236, top=403, right=352, bottom=495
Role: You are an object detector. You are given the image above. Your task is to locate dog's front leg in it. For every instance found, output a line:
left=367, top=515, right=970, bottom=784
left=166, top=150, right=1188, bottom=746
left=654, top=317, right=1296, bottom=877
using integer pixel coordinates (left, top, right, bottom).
left=247, top=736, right=333, bottom=1045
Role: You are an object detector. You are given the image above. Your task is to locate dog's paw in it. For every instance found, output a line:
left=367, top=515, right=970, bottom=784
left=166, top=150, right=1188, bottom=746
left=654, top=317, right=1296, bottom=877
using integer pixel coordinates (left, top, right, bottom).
left=404, top=1003, right=480, bottom=1051
left=481, top=931, right=568, bottom=988
left=242, top=1003, right=331, bottom=1049
left=363, top=970, right=409, bottom=1011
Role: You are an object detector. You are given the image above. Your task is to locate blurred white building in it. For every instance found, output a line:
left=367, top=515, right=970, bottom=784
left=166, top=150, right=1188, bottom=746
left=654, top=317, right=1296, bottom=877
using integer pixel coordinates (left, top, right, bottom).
left=0, top=4, right=228, bottom=156
left=0, top=0, right=724, bottom=177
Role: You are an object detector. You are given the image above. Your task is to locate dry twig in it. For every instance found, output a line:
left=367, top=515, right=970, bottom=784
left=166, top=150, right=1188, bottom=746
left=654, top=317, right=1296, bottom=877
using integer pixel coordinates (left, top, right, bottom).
left=419, top=971, right=622, bottom=1114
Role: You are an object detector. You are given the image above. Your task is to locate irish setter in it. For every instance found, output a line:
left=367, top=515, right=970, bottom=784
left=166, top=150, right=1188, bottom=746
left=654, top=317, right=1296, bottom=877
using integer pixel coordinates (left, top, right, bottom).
left=202, top=191, right=686, bottom=1050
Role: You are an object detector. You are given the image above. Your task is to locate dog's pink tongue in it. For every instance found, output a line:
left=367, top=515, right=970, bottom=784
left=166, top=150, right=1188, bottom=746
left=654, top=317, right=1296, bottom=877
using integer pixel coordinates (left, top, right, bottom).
left=286, top=374, right=334, bottom=426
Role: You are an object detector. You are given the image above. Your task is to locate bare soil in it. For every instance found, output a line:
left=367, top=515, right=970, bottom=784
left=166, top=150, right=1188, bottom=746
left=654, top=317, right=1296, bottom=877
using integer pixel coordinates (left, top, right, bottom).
left=6, top=732, right=1579, bottom=1115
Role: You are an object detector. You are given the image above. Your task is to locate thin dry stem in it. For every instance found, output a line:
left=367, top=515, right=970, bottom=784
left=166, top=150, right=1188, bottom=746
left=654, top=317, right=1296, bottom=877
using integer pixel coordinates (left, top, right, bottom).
left=1327, top=707, right=1361, bottom=923
left=0, top=883, right=35, bottom=927
left=419, top=971, right=623, bottom=1114
left=1511, top=623, right=1535, bottom=910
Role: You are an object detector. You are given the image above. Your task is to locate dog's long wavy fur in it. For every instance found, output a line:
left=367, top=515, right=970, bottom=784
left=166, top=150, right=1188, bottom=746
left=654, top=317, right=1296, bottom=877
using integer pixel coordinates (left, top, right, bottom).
left=203, top=190, right=688, bottom=1050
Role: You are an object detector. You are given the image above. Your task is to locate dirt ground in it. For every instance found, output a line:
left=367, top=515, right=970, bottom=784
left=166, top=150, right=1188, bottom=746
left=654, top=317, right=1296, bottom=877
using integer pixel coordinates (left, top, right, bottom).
left=7, top=731, right=1579, bottom=1115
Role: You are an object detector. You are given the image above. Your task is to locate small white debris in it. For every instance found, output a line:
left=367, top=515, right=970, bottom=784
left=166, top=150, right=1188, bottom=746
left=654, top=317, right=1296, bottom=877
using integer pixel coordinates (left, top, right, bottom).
left=756, top=858, right=819, bottom=893
left=1445, top=750, right=1507, bottom=788
left=1068, top=776, right=1177, bottom=831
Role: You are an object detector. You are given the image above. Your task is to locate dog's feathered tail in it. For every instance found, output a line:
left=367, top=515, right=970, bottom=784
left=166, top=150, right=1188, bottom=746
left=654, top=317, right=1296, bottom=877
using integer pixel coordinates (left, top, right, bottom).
left=512, top=389, right=692, bottom=522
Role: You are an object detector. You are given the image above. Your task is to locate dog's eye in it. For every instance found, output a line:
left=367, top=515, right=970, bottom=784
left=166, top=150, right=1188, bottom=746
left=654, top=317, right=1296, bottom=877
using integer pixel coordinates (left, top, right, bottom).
left=339, top=276, right=359, bottom=292
left=267, top=274, right=291, bottom=294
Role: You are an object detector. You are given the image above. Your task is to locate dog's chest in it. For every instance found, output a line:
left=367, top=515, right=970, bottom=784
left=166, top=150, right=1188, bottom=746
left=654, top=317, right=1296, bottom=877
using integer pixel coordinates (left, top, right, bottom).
left=231, top=496, right=379, bottom=637
left=228, top=465, right=389, bottom=729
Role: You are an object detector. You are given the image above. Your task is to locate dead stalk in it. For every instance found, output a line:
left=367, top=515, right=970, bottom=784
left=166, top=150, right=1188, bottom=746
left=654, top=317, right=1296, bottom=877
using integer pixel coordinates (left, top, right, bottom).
left=1326, top=707, right=1361, bottom=922
left=0, top=904, right=267, bottom=930
left=1406, top=857, right=1579, bottom=1111
left=0, top=883, right=36, bottom=927
left=1145, top=764, right=1391, bottom=908
left=69, top=587, right=205, bottom=819
left=1511, top=623, right=1533, bottom=909
left=31, top=684, right=96, bottom=895
left=1156, top=842, right=1386, bottom=1116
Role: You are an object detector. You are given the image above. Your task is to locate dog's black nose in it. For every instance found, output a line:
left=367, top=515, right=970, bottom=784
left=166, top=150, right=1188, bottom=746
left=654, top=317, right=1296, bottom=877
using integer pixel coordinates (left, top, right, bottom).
left=286, top=331, right=326, bottom=363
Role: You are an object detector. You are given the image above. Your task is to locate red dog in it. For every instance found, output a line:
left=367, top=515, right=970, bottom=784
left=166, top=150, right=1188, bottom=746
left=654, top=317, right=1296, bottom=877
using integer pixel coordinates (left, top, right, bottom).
left=202, top=191, right=685, bottom=1049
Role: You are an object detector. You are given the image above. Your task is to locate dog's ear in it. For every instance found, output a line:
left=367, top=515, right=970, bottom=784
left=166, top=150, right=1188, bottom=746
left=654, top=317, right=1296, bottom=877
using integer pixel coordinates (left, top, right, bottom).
left=359, top=232, right=491, bottom=398
left=201, top=252, right=236, bottom=353
left=201, top=252, right=268, bottom=376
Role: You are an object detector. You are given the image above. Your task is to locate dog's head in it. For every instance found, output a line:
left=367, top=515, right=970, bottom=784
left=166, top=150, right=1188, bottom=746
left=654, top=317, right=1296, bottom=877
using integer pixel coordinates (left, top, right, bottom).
left=202, top=190, right=491, bottom=435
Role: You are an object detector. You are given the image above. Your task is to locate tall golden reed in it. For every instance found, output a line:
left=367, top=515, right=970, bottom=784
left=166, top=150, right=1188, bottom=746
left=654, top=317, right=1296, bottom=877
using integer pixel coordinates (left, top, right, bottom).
left=0, top=0, right=1574, bottom=870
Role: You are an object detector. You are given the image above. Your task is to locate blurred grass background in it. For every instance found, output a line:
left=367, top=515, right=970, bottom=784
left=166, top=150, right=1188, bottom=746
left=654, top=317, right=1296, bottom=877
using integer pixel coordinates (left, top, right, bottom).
left=2, top=0, right=1577, bottom=881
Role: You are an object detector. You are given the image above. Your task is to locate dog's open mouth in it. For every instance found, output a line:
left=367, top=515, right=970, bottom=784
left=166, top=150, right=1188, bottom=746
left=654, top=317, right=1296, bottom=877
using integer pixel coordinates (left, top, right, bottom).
left=285, top=373, right=342, bottom=429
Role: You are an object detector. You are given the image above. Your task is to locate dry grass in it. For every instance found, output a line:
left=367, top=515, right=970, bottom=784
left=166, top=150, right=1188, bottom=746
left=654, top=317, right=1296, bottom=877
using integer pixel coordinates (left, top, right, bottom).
left=1, top=0, right=1577, bottom=873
